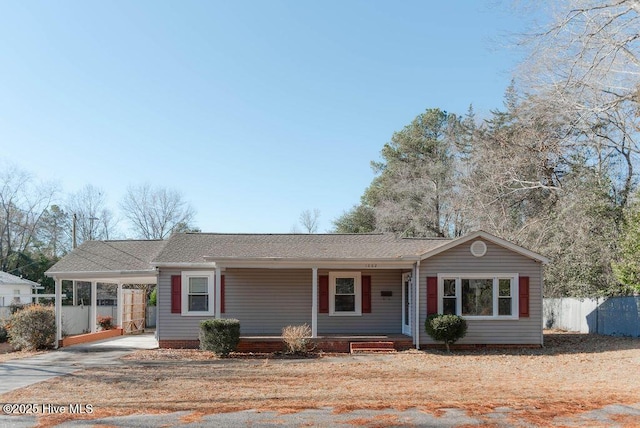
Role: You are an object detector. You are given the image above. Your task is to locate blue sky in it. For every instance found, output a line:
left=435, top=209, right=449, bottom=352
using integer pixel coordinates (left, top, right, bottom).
left=0, top=1, right=530, bottom=235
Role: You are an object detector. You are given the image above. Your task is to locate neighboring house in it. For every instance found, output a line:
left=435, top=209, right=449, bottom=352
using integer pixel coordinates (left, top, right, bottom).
left=46, top=230, right=548, bottom=349
left=0, top=271, right=39, bottom=307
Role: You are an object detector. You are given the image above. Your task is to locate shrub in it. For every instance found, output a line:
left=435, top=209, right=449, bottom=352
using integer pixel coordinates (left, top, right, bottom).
left=8, top=304, right=56, bottom=351
left=199, top=318, right=240, bottom=356
left=9, top=302, right=25, bottom=315
left=282, top=324, right=312, bottom=354
left=424, top=314, right=468, bottom=352
left=97, top=315, right=113, bottom=330
left=0, top=321, right=8, bottom=343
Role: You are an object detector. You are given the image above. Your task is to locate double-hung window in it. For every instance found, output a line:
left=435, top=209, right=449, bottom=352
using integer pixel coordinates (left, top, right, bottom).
left=329, top=272, right=361, bottom=316
left=181, top=271, right=215, bottom=316
left=438, top=274, right=519, bottom=319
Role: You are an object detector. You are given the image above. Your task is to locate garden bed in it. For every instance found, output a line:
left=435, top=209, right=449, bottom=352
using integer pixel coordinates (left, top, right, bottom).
left=59, top=328, right=123, bottom=347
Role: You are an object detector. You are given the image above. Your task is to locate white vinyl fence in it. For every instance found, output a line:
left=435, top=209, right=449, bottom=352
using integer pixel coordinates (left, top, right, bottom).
left=60, top=305, right=157, bottom=335
left=544, top=296, right=640, bottom=337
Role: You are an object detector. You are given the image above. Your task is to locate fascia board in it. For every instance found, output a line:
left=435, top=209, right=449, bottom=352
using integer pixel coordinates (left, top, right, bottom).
left=419, top=231, right=550, bottom=264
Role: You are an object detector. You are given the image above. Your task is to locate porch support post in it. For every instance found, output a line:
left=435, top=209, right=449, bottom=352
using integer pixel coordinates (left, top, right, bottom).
left=72, top=280, right=77, bottom=306
left=215, top=268, right=222, bottom=318
left=117, top=283, right=123, bottom=328
left=311, top=267, right=318, bottom=338
left=90, top=281, right=97, bottom=333
left=414, top=262, right=420, bottom=349
left=55, top=277, right=62, bottom=348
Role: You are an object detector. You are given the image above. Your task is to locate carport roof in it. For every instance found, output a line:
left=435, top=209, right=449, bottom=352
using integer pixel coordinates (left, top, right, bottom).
left=46, top=239, right=166, bottom=276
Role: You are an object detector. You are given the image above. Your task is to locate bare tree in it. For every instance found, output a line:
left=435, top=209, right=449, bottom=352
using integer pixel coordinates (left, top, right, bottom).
left=66, top=184, right=118, bottom=244
left=298, top=209, right=320, bottom=234
left=121, top=183, right=196, bottom=239
left=516, top=0, right=640, bottom=208
left=0, top=162, right=58, bottom=270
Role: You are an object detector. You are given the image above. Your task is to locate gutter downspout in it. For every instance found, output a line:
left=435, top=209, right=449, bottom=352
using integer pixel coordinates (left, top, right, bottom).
left=415, top=261, right=420, bottom=350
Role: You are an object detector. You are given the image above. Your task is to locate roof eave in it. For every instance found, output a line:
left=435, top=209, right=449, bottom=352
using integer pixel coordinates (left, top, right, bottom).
left=45, top=269, right=158, bottom=279
left=201, top=256, right=420, bottom=269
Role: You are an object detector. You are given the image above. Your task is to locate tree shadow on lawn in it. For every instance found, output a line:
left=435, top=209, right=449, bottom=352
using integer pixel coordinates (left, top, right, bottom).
left=439, top=333, right=640, bottom=357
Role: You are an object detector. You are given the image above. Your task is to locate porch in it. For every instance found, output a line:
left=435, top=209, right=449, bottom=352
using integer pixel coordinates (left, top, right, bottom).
left=159, top=333, right=414, bottom=353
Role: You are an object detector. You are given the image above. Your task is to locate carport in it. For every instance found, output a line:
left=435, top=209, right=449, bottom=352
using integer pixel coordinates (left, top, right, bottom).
left=45, top=239, right=165, bottom=346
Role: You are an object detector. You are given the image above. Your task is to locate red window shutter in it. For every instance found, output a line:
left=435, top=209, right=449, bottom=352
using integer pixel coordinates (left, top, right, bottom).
left=427, top=276, right=438, bottom=315
left=220, top=275, right=226, bottom=314
left=519, top=276, right=530, bottom=318
left=319, top=275, right=329, bottom=313
left=171, top=275, right=181, bottom=314
left=362, top=275, right=372, bottom=313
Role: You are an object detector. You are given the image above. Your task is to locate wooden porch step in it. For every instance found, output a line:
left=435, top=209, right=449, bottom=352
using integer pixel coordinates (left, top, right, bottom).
left=350, top=341, right=397, bottom=353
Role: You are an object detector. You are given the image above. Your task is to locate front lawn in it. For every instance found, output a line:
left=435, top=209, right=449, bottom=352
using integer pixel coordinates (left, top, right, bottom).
left=1, top=333, right=639, bottom=426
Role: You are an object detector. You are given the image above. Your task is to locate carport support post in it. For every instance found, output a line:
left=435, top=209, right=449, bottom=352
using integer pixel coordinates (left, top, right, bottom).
left=72, top=280, right=77, bottom=306
left=90, top=281, right=97, bottom=333
left=414, top=262, right=420, bottom=350
left=117, top=283, right=123, bottom=328
left=55, top=278, right=62, bottom=347
left=215, top=268, right=222, bottom=318
left=311, top=267, right=318, bottom=338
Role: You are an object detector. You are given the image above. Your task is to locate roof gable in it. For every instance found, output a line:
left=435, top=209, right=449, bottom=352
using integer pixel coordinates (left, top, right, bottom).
left=0, top=271, right=39, bottom=287
left=419, top=230, right=549, bottom=264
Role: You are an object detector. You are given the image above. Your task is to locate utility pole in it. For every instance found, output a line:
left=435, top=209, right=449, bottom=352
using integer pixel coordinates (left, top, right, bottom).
left=72, top=213, right=77, bottom=249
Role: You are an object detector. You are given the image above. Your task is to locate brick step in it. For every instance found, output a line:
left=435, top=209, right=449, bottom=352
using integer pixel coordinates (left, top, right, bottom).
left=350, top=341, right=397, bottom=353
left=351, top=348, right=398, bottom=354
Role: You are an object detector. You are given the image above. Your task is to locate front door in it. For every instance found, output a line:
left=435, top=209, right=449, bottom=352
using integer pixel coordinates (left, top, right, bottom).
left=402, top=272, right=412, bottom=335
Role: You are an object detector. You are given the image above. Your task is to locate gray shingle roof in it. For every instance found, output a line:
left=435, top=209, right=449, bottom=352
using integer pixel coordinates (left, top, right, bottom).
left=153, top=233, right=451, bottom=264
left=0, top=271, right=39, bottom=286
left=47, top=240, right=166, bottom=274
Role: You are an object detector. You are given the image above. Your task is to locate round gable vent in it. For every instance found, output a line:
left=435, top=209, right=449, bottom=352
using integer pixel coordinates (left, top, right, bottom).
left=470, top=240, right=487, bottom=257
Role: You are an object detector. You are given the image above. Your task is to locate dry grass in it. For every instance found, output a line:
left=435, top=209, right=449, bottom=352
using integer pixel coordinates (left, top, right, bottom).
left=1, top=333, right=639, bottom=427
left=0, top=342, right=42, bottom=363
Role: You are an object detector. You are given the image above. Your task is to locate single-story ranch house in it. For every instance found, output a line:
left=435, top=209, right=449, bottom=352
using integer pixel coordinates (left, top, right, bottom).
left=46, top=230, right=548, bottom=350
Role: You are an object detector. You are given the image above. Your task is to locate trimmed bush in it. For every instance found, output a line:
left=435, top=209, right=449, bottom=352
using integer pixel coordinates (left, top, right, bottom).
left=425, top=314, right=468, bottom=352
left=282, top=324, right=312, bottom=354
left=8, top=304, right=56, bottom=351
left=199, top=318, right=240, bottom=356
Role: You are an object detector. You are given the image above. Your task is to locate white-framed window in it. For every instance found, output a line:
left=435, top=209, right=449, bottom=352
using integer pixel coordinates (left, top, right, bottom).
left=437, top=273, right=519, bottom=320
left=329, top=272, right=362, bottom=316
left=181, top=271, right=215, bottom=316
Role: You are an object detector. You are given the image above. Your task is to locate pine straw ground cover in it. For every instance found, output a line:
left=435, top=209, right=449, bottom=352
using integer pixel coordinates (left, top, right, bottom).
left=1, top=332, right=639, bottom=427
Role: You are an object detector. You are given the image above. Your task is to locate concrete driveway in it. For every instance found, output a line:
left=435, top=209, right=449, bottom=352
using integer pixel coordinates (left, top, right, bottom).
left=0, top=332, right=157, bottom=395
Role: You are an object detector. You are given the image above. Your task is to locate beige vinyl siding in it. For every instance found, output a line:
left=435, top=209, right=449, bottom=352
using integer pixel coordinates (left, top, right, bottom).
left=318, top=269, right=404, bottom=334
left=224, top=269, right=312, bottom=334
left=157, top=267, right=407, bottom=340
left=156, top=269, right=206, bottom=341
left=419, top=239, right=544, bottom=346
